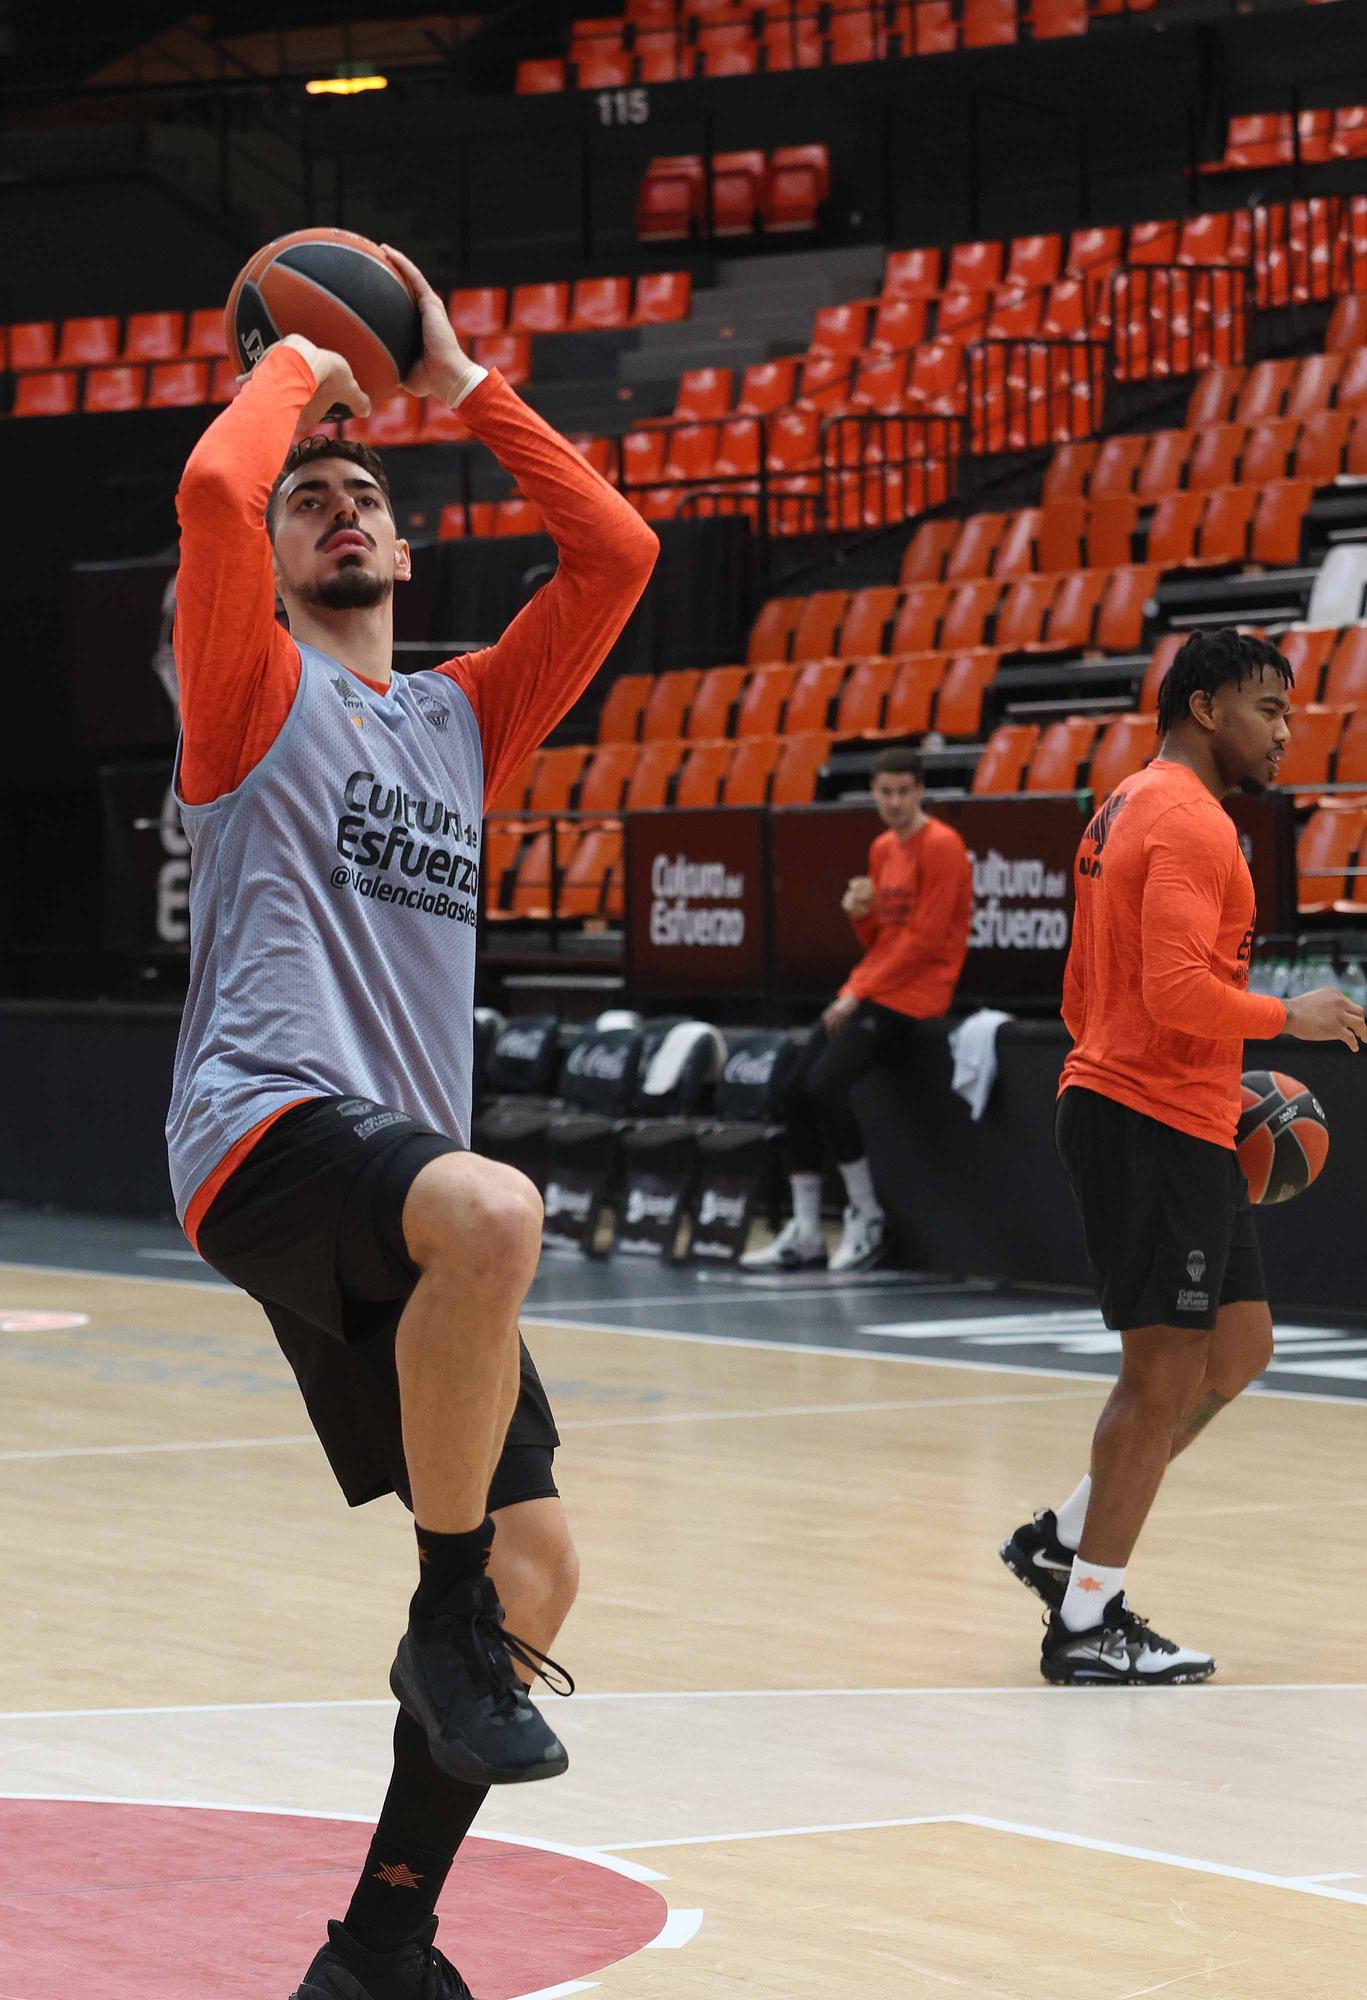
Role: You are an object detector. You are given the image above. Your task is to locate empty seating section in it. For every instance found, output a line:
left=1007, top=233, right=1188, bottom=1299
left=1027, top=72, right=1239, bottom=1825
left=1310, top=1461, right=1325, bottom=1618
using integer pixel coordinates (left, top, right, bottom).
left=637, top=147, right=828, bottom=239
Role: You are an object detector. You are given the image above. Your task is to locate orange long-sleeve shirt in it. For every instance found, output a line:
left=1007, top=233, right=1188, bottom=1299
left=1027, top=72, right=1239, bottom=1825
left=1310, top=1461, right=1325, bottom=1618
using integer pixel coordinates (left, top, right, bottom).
left=840, top=818, right=973, bottom=1018
left=1060, top=759, right=1287, bottom=1148
left=173, top=344, right=657, bottom=1240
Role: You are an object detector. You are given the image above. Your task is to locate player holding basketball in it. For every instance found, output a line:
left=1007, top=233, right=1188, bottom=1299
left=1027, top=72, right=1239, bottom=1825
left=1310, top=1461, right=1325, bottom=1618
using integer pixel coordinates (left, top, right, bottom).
left=166, top=247, right=657, bottom=1996
left=1000, top=629, right=1363, bottom=1685
left=742, top=745, right=972, bottom=1273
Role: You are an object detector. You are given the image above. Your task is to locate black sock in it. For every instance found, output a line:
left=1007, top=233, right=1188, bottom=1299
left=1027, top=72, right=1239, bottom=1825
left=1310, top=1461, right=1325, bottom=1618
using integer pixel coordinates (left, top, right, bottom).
left=411, top=1517, right=493, bottom=1621
left=343, top=1710, right=491, bottom=1953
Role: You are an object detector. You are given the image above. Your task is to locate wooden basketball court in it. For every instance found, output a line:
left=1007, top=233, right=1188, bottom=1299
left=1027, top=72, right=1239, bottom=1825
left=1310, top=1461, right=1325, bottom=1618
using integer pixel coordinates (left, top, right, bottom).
left=2, top=1233, right=1366, bottom=1999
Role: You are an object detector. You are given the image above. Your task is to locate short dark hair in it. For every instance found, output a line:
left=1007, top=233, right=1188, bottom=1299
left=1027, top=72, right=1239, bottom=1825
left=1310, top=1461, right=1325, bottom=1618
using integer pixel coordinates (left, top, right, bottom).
left=267, top=434, right=393, bottom=540
left=1155, top=627, right=1293, bottom=737
left=871, top=745, right=924, bottom=781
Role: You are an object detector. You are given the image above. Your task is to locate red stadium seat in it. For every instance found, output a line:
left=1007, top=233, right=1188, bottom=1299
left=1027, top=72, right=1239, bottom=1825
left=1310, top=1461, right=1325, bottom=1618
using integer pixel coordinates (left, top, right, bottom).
left=1027, top=717, right=1099, bottom=792
left=528, top=746, right=591, bottom=813
left=770, top=732, right=832, bottom=804
left=722, top=734, right=783, bottom=805
left=568, top=277, right=631, bottom=331
left=850, top=350, right=910, bottom=412
left=963, top=0, right=1017, bottom=46
left=889, top=584, right=949, bottom=654
left=1095, top=566, right=1158, bottom=652
left=664, top=422, right=720, bottom=483
left=946, top=513, right=1007, bottom=583
left=640, top=669, right=702, bottom=742
left=362, top=393, right=421, bottom=447
left=1032, top=0, right=1087, bottom=34
left=760, top=10, right=823, bottom=70
left=685, top=665, right=748, bottom=741
left=934, top=649, right=999, bottom=737
left=1137, top=428, right=1195, bottom=499
left=1341, top=347, right=1367, bottom=414
left=1128, top=219, right=1180, bottom=266
left=1186, top=366, right=1245, bottom=430
left=1196, top=485, right=1259, bottom=565
left=122, top=311, right=184, bottom=362
left=1090, top=435, right=1147, bottom=498
left=1278, top=629, right=1336, bottom=706
left=448, top=288, right=506, bottom=339
left=797, top=349, right=854, bottom=412
left=494, top=498, right=542, bottom=536
left=1139, top=633, right=1184, bottom=714
left=811, top=301, right=873, bottom=356
left=946, top=240, right=1004, bottom=292
left=883, top=654, right=944, bottom=736
left=762, top=147, right=828, bottom=233
left=1043, top=440, right=1099, bottom=503
left=57, top=316, right=119, bottom=366
left=1277, top=705, right=1348, bottom=795
left=675, top=741, right=736, bottom=808
left=184, top=308, right=229, bottom=359
left=1037, top=498, right=1086, bottom=574
left=633, top=271, right=692, bottom=324
left=791, top=591, right=851, bottom=664
left=597, top=674, right=653, bottom=743
left=208, top=358, right=240, bottom=404
left=1065, top=226, right=1124, bottom=278
left=734, top=664, right=792, bottom=737
left=829, top=7, right=878, bottom=63
left=1085, top=495, right=1140, bottom=570
left=1040, top=571, right=1108, bottom=653
left=516, top=58, right=566, bottom=92
left=1089, top=713, right=1156, bottom=801
left=839, top=586, right=901, bottom=658
left=1326, top=296, right=1367, bottom=355
left=884, top=248, right=941, bottom=299
left=1285, top=353, right=1343, bottom=421
left=1297, top=801, right=1367, bottom=915
left=972, top=724, right=1039, bottom=796
left=675, top=367, right=733, bottom=421
left=12, top=369, right=77, bottom=417
left=636, top=157, right=704, bottom=241
left=622, top=428, right=668, bottom=487
left=414, top=396, right=469, bottom=444
left=747, top=597, right=804, bottom=666
left=937, top=284, right=992, bottom=342
left=736, top=357, right=799, bottom=414
left=940, top=579, right=999, bottom=654
left=625, top=739, right=684, bottom=811
left=473, top=333, right=531, bottom=386
left=835, top=658, right=897, bottom=736
left=714, top=415, right=762, bottom=478
left=510, top=283, right=569, bottom=335
left=1234, top=359, right=1296, bottom=426
left=1184, top=423, right=1244, bottom=492
left=1238, top=419, right=1297, bottom=487
left=767, top=405, right=822, bottom=470
left=900, top=520, right=961, bottom=585
left=906, top=340, right=966, bottom=414
left=1250, top=479, right=1311, bottom=567
left=8, top=321, right=55, bottom=369
left=1323, top=626, right=1367, bottom=708
left=996, top=575, right=1058, bottom=652
left=574, top=48, right=633, bottom=87
left=1040, top=278, right=1090, bottom=342
left=900, top=2, right=957, bottom=56
left=868, top=296, right=929, bottom=353
left=698, top=24, right=758, bottom=75
left=994, top=510, right=1042, bottom=580
left=147, top=361, right=210, bottom=409
left=83, top=366, right=145, bottom=413
left=711, top=150, right=765, bottom=236
left=1146, top=492, right=1204, bottom=568
left=1006, top=234, right=1064, bottom=289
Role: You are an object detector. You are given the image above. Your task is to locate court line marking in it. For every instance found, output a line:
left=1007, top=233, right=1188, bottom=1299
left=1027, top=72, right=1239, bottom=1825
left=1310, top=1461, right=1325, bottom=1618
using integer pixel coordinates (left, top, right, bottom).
left=603, top=1810, right=1367, bottom=1910
left=0, top=1384, right=1102, bottom=1464
left=646, top=1907, right=703, bottom=1948
left=4, top=1683, right=1364, bottom=1723
left=3, top=1259, right=1365, bottom=1407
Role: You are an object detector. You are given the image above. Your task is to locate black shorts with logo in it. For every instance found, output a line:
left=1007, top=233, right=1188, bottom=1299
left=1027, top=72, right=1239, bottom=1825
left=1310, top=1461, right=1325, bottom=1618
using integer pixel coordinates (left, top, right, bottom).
left=196, top=1096, right=559, bottom=1512
left=1055, top=1085, right=1265, bottom=1333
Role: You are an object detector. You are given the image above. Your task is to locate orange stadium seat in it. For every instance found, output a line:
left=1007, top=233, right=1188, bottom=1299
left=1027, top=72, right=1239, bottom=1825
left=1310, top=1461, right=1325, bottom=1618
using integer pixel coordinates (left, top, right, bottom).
left=848, top=350, right=908, bottom=414
left=1033, top=0, right=1087, bottom=34
left=713, top=150, right=766, bottom=236
left=900, top=520, right=960, bottom=585
left=734, top=663, right=795, bottom=738
left=574, top=48, right=633, bottom=86
left=9, top=321, right=55, bottom=369
left=122, top=311, right=184, bottom=361
left=1095, top=566, right=1158, bottom=652
left=636, top=157, right=704, bottom=241
left=641, top=669, right=702, bottom=741
left=868, top=296, right=929, bottom=354
left=664, top=423, right=720, bottom=483
left=811, top=301, right=873, bottom=356
left=579, top=742, right=638, bottom=811
left=480, top=823, right=525, bottom=915
left=1037, top=498, right=1086, bottom=574
left=209, top=358, right=240, bottom=403
left=1041, top=570, right=1108, bottom=652
left=473, top=333, right=531, bottom=385
left=83, top=366, right=144, bottom=413
left=516, top=58, right=566, bottom=92
left=902, top=1, right=958, bottom=56
left=1186, top=366, right=1245, bottom=429
left=1335, top=710, right=1367, bottom=800
left=622, top=428, right=668, bottom=487
left=770, top=732, right=832, bottom=804
left=947, top=239, right=1003, bottom=291
left=882, top=654, right=943, bottom=736
left=674, top=741, right=736, bottom=808
left=797, top=349, right=853, bottom=412
left=1006, top=233, right=1063, bottom=289
left=993, top=509, right=1040, bottom=580
left=884, top=247, right=942, bottom=299
left=1090, top=435, right=1147, bottom=498
left=907, top=340, right=965, bottom=413
left=1237, top=419, right=1296, bottom=487
left=13, top=370, right=78, bottom=417
left=1128, top=220, right=1180, bottom=266
left=510, top=283, right=569, bottom=334
left=633, top=271, right=692, bottom=325
left=939, top=579, right=999, bottom=654
left=568, top=277, right=632, bottom=331
left=1185, top=424, right=1243, bottom=492
left=1286, top=353, right=1343, bottom=420
left=686, top=665, right=749, bottom=740
left=736, top=358, right=799, bottom=415
left=761, top=11, right=822, bottom=71
left=448, top=288, right=506, bottom=338
left=560, top=823, right=624, bottom=923
left=1089, top=713, right=1156, bottom=801
left=1234, top=359, right=1296, bottom=426
left=675, top=368, right=733, bottom=421
left=1294, top=410, right=1351, bottom=482
left=839, top=587, right=901, bottom=658
left=418, top=399, right=471, bottom=444
left=1138, top=428, right=1195, bottom=498
left=1248, top=479, right=1309, bottom=566
left=1043, top=441, right=1099, bottom=504
left=1138, top=633, right=1183, bottom=713
left=937, top=284, right=992, bottom=341
left=763, top=146, right=827, bottom=233
left=722, top=734, right=783, bottom=805
left=1027, top=717, right=1099, bottom=792
left=997, top=575, right=1059, bottom=652
left=1085, top=495, right=1140, bottom=570
left=1297, top=802, right=1367, bottom=915
left=829, top=8, right=878, bottom=63
left=597, top=673, right=653, bottom=743
left=785, top=658, right=848, bottom=732
left=494, top=498, right=543, bottom=536
left=1341, top=348, right=1367, bottom=414
left=508, top=831, right=561, bottom=920
left=183, top=308, right=228, bottom=359
left=1065, top=225, right=1123, bottom=277
left=1326, top=296, right=1367, bottom=354
left=934, top=650, right=999, bottom=737
left=946, top=512, right=1007, bottom=582
left=57, top=316, right=119, bottom=366
left=962, top=0, right=1017, bottom=44
left=528, top=746, right=591, bottom=812
left=890, top=583, right=950, bottom=654
left=486, top=757, right=535, bottom=814
left=835, top=658, right=896, bottom=736
left=1278, top=629, right=1336, bottom=705
left=624, top=739, right=683, bottom=811
left=147, top=360, right=209, bottom=409
left=1040, top=277, right=1089, bottom=341
left=363, top=393, right=421, bottom=447
left=1323, top=627, right=1367, bottom=707
left=1278, top=705, right=1348, bottom=794
left=973, top=724, right=1039, bottom=795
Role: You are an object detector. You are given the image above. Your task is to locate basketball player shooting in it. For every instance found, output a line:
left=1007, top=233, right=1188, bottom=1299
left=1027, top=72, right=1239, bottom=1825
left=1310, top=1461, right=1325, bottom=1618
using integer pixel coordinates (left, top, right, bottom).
left=165, top=247, right=657, bottom=1997
left=1000, top=630, right=1364, bottom=1686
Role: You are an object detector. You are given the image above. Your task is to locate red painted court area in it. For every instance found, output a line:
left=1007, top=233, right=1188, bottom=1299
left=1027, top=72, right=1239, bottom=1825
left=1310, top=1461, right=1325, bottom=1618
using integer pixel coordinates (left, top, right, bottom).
left=0, top=1799, right=668, bottom=1997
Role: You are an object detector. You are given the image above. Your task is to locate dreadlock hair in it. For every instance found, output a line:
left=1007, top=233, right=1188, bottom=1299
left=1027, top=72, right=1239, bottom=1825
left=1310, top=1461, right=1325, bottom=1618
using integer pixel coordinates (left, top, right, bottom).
left=267, top=434, right=393, bottom=540
left=871, top=744, right=923, bottom=781
left=1155, top=627, right=1293, bottom=738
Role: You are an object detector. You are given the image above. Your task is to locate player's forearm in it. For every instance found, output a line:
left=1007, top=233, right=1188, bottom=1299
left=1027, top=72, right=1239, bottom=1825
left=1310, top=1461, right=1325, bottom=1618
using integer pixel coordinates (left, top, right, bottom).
left=1142, top=965, right=1287, bottom=1040
left=177, top=344, right=317, bottom=529
left=459, top=373, right=658, bottom=589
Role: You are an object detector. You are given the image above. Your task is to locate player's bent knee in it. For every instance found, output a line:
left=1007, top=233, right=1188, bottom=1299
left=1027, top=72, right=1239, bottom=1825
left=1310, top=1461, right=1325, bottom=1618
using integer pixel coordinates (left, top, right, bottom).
left=404, top=1154, right=543, bottom=1284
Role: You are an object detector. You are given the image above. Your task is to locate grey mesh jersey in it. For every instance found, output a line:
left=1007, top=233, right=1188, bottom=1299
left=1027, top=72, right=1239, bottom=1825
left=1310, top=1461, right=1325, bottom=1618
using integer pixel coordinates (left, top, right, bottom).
left=166, top=642, right=486, bottom=1221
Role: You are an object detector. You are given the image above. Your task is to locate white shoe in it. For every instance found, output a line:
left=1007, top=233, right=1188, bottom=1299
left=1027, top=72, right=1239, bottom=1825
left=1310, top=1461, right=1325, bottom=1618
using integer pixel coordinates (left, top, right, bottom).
left=827, top=1206, right=886, bottom=1274
left=740, top=1217, right=828, bottom=1271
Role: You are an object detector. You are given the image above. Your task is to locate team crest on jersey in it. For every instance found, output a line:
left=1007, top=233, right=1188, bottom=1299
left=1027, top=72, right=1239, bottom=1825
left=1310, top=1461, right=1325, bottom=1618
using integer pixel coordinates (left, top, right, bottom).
left=331, top=673, right=365, bottom=730
left=414, top=691, right=449, bottom=732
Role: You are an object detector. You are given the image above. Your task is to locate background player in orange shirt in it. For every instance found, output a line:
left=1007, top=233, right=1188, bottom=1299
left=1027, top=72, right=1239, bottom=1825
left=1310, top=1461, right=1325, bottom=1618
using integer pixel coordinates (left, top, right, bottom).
left=1000, top=629, right=1364, bottom=1685
left=743, top=746, right=972, bottom=1274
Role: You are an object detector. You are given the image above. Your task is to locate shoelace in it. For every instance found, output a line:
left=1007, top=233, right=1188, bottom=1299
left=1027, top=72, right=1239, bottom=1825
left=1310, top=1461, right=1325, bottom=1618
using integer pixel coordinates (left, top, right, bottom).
left=455, top=1590, right=576, bottom=1710
left=1114, top=1604, right=1177, bottom=1655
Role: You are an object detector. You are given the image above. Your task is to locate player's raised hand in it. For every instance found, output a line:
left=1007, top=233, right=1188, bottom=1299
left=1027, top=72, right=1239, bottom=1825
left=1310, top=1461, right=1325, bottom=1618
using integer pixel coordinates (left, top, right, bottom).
left=842, top=874, right=875, bottom=919
left=276, top=333, right=371, bottom=430
left=381, top=244, right=483, bottom=405
left=1283, top=986, right=1366, bottom=1050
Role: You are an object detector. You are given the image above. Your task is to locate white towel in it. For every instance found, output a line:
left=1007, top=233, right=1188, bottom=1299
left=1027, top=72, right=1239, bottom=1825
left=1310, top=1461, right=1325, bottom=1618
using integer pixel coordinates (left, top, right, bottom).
left=948, top=1008, right=1013, bottom=1121
left=595, top=1008, right=643, bottom=1032
left=642, top=1021, right=727, bottom=1098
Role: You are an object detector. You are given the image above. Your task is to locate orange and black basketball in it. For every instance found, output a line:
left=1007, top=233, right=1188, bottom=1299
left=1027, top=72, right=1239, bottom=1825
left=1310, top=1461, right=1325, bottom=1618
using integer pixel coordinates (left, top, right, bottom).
left=1236, top=1070, right=1329, bottom=1205
left=224, top=227, right=421, bottom=403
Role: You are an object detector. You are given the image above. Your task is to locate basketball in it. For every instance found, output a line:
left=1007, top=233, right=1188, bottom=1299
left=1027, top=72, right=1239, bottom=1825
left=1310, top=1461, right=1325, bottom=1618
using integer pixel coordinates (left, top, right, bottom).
left=1236, top=1069, right=1330, bottom=1204
left=224, top=227, right=421, bottom=403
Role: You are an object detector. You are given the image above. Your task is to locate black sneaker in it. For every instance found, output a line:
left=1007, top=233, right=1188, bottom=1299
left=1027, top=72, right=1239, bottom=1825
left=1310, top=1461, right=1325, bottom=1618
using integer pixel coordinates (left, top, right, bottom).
left=291, top=1918, right=474, bottom=2000
left=1040, top=1593, right=1216, bottom=1687
left=390, top=1575, right=573, bottom=1787
left=999, top=1508, right=1074, bottom=1611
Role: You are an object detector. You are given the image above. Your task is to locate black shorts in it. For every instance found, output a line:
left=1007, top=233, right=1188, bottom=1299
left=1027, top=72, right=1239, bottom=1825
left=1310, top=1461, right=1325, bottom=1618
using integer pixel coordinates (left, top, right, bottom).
left=1055, top=1086, right=1265, bottom=1333
left=196, top=1096, right=559, bottom=1512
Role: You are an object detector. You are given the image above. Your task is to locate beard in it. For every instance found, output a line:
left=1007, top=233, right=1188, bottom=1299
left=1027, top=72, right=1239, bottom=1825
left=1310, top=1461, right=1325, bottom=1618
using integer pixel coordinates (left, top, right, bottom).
left=302, top=562, right=394, bottom=612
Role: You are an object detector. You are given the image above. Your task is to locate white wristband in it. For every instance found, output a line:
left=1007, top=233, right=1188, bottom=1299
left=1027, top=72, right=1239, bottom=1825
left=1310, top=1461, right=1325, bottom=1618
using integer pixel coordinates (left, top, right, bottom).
left=447, top=364, right=489, bottom=410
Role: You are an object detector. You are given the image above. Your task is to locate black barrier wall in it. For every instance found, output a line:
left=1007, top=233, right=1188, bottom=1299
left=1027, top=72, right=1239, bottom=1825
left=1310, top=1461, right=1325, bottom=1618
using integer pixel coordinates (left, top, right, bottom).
left=3, top=1004, right=1363, bottom=1319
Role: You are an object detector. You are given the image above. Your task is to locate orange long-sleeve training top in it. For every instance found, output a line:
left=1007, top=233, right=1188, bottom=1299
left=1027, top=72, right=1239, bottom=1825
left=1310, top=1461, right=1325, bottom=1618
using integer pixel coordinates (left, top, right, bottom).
left=839, top=818, right=974, bottom=1018
left=173, top=345, right=657, bottom=1242
left=1060, top=760, right=1288, bottom=1149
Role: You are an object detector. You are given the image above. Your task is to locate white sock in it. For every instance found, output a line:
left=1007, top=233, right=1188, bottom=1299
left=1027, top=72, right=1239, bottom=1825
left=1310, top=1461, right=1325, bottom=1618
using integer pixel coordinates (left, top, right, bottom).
left=838, top=1156, right=882, bottom=1219
left=1060, top=1556, right=1126, bottom=1633
left=789, top=1173, right=823, bottom=1238
left=1053, top=1475, right=1091, bottom=1551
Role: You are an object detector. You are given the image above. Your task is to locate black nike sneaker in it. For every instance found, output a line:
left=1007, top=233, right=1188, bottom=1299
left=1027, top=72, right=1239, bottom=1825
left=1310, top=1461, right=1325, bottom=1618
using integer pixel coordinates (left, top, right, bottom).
left=390, top=1575, right=573, bottom=1787
left=1040, top=1593, right=1216, bottom=1687
left=291, top=1918, right=474, bottom=2000
left=998, top=1508, right=1074, bottom=1611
